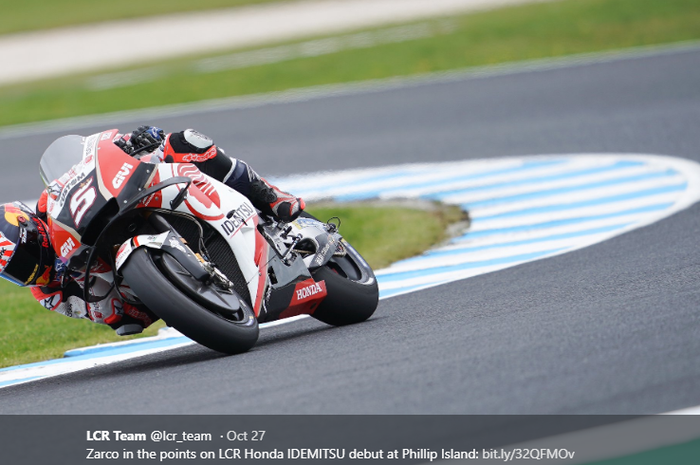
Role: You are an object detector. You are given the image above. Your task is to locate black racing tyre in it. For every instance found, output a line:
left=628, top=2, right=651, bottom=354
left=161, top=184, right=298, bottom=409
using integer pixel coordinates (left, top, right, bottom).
left=310, top=243, right=379, bottom=326
left=121, top=247, right=259, bottom=354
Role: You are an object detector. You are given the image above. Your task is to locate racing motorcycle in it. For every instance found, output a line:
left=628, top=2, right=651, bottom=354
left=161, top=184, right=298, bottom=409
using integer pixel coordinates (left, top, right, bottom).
left=39, top=129, right=378, bottom=354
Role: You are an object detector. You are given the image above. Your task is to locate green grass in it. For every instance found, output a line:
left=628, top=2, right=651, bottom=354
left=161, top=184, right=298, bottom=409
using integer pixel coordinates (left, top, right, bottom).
left=1, top=0, right=699, bottom=128
left=0, top=203, right=464, bottom=368
left=309, top=202, right=466, bottom=270
left=0, top=0, right=287, bottom=35
left=0, top=278, right=166, bottom=368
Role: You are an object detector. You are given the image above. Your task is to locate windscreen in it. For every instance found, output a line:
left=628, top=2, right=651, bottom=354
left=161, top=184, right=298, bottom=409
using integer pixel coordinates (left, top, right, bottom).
left=39, top=135, right=86, bottom=186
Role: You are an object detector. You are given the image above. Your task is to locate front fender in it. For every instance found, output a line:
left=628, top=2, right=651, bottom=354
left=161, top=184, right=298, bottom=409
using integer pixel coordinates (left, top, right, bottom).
left=115, top=230, right=208, bottom=281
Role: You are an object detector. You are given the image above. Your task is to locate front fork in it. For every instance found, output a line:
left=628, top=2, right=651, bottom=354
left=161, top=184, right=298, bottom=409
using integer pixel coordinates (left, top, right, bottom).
left=115, top=214, right=225, bottom=288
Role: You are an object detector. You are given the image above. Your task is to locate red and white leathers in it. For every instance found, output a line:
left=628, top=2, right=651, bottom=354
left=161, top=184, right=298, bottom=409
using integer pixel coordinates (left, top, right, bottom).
left=30, top=128, right=304, bottom=335
left=120, top=129, right=306, bottom=222
left=30, top=189, right=156, bottom=334
left=30, top=265, right=155, bottom=334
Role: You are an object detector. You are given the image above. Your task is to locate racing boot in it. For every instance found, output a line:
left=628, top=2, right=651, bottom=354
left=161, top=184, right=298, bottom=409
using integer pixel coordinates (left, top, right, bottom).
left=107, top=303, right=158, bottom=336
left=248, top=177, right=305, bottom=222
left=155, top=128, right=305, bottom=222
left=224, top=160, right=305, bottom=222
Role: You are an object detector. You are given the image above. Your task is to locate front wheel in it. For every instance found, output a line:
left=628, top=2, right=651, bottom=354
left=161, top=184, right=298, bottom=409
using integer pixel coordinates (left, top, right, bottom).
left=310, top=242, right=379, bottom=326
left=121, top=248, right=259, bottom=354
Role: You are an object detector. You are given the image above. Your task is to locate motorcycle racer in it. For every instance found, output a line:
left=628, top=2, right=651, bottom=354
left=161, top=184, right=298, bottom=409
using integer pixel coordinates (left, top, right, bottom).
left=0, top=127, right=306, bottom=336
left=113, top=126, right=306, bottom=223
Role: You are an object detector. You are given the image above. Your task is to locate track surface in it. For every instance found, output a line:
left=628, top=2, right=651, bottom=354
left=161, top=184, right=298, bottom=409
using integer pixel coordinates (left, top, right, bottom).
left=1, top=46, right=700, bottom=414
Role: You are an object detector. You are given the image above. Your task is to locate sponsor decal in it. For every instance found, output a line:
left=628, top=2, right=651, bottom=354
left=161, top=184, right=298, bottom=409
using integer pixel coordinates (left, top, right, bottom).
left=70, top=178, right=97, bottom=227
left=60, top=237, right=76, bottom=257
left=168, top=237, right=187, bottom=254
left=279, top=279, right=328, bottom=319
left=181, top=146, right=218, bottom=163
left=177, top=164, right=200, bottom=178
left=112, top=162, right=134, bottom=189
left=296, top=281, right=325, bottom=301
left=138, top=191, right=162, bottom=208
left=313, top=237, right=337, bottom=267
left=193, top=177, right=217, bottom=198
left=4, top=203, right=30, bottom=227
left=64, top=304, right=75, bottom=318
left=221, top=203, right=255, bottom=236
left=39, top=292, right=62, bottom=311
left=57, top=170, right=88, bottom=211
left=294, top=217, right=324, bottom=229
left=116, top=231, right=170, bottom=269
left=139, top=172, right=162, bottom=208
left=134, top=232, right=168, bottom=248
left=24, top=264, right=39, bottom=285
left=115, top=241, right=133, bottom=270
left=176, top=164, right=222, bottom=216
left=84, top=134, right=99, bottom=160
left=32, top=217, right=50, bottom=250
left=46, top=181, right=62, bottom=201
left=35, top=265, right=53, bottom=286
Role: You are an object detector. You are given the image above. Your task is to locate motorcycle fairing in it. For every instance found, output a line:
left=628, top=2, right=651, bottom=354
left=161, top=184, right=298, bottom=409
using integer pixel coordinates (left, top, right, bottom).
left=41, top=129, right=336, bottom=325
left=280, top=279, right=328, bottom=319
left=259, top=254, right=328, bottom=323
left=45, top=130, right=155, bottom=263
left=147, top=163, right=264, bottom=310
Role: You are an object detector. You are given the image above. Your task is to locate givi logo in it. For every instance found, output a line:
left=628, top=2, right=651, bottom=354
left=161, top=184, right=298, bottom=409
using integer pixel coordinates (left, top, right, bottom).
left=112, top=162, right=134, bottom=189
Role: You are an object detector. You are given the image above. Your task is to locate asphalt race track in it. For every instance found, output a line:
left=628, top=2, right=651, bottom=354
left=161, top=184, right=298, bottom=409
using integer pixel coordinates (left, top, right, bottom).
left=1, top=44, right=700, bottom=415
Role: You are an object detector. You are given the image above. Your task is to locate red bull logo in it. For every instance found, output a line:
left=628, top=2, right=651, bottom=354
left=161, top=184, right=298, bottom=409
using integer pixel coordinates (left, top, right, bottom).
left=4, top=203, right=30, bottom=227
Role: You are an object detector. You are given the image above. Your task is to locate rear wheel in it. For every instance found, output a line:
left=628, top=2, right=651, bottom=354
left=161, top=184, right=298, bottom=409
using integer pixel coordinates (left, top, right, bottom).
left=121, top=247, right=259, bottom=354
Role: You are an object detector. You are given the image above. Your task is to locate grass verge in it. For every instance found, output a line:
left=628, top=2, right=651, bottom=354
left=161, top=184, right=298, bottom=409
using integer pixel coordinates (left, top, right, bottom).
left=1, top=0, right=699, bottom=127
left=1, top=0, right=286, bottom=35
left=0, top=202, right=464, bottom=368
left=310, top=201, right=466, bottom=270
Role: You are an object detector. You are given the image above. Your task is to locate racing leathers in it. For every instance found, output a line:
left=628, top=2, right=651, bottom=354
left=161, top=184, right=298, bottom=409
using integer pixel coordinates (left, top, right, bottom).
left=30, top=127, right=305, bottom=335
left=119, top=127, right=306, bottom=222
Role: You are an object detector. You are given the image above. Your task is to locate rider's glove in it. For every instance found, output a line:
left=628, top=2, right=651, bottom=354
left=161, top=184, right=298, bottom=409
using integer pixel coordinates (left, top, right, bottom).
left=130, top=126, right=165, bottom=153
left=114, top=135, right=134, bottom=154
left=272, top=194, right=305, bottom=222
